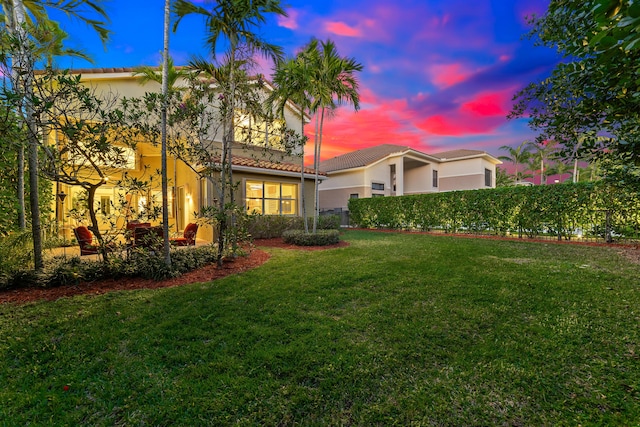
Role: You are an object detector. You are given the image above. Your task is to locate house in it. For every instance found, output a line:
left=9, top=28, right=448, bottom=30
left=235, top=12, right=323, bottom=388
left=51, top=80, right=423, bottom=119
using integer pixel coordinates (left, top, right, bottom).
left=318, top=144, right=501, bottom=211
left=50, top=68, right=322, bottom=244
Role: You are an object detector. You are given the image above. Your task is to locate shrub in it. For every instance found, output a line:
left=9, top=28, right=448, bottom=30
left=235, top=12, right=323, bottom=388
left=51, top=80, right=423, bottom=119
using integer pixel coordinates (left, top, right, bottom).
left=0, top=231, right=34, bottom=290
left=247, top=215, right=342, bottom=239
left=282, top=229, right=340, bottom=246
left=348, top=182, right=640, bottom=242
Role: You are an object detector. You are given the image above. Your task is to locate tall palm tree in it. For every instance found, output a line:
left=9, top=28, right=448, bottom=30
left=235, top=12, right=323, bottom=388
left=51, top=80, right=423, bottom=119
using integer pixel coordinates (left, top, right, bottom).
left=306, top=39, right=363, bottom=233
left=268, top=53, right=313, bottom=232
left=160, top=0, right=171, bottom=266
left=498, top=141, right=532, bottom=183
left=173, top=0, right=286, bottom=265
left=3, top=0, right=109, bottom=270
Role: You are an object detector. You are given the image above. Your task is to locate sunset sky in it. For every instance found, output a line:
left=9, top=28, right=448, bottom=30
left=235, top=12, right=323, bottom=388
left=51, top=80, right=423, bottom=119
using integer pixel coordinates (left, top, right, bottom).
left=51, top=0, right=560, bottom=163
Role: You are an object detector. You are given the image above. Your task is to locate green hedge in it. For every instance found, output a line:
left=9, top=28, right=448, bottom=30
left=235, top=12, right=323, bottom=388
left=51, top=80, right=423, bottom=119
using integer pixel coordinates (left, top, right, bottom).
left=282, top=229, right=340, bottom=246
left=348, top=182, right=640, bottom=242
left=247, top=215, right=341, bottom=239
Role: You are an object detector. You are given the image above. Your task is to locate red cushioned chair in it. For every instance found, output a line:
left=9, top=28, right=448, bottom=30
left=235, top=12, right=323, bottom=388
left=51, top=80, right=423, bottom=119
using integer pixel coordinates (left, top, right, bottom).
left=170, top=223, right=198, bottom=246
left=73, top=226, right=100, bottom=256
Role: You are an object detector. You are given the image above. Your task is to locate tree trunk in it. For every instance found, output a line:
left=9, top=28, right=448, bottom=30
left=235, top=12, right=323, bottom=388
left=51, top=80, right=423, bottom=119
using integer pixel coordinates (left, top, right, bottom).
left=17, top=146, right=25, bottom=229
left=160, top=0, right=172, bottom=267
left=13, top=0, right=43, bottom=269
left=313, top=107, right=325, bottom=234
left=86, top=184, right=109, bottom=263
left=300, top=112, right=307, bottom=233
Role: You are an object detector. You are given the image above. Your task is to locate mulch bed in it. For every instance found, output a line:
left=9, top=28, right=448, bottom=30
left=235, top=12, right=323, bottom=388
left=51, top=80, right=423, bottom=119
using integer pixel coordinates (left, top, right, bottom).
left=0, top=238, right=349, bottom=305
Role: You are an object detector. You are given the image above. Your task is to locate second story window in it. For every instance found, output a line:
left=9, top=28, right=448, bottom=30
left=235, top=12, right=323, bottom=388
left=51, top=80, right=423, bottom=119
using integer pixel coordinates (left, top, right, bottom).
left=235, top=111, right=286, bottom=151
left=372, top=182, right=384, bottom=191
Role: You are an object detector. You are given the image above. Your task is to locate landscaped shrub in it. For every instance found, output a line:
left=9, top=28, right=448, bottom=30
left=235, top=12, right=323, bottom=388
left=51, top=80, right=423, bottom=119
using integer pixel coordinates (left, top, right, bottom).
left=348, top=182, right=640, bottom=242
left=282, top=229, right=340, bottom=246
left=247, top=214, right=341, bottom=239
left=0, top=231, right=34, bottom=289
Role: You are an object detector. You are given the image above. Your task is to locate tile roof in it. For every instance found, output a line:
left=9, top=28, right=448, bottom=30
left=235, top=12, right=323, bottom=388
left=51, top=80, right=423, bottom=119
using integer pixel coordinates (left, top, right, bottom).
left=231, top=154, right=322, bottom=176
left=319, top=144, right=412, bottom=172
left=430, top=149, right=488, bottom=160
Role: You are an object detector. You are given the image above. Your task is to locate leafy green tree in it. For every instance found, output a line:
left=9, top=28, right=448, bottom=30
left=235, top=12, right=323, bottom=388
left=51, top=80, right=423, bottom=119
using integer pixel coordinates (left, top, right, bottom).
left=510, top=0, right=640, bottom=177
left=498, top=141, right=533, bottom=183
left=30, top=71, right=140, bottom=261
left=173, top=0, right=286, bottom=265
left=1, top=0, right=109, bottom=269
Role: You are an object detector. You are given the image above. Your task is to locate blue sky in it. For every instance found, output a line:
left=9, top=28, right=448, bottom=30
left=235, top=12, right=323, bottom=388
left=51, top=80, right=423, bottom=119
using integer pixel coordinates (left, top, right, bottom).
left=51, top=0, right=560, bottom=161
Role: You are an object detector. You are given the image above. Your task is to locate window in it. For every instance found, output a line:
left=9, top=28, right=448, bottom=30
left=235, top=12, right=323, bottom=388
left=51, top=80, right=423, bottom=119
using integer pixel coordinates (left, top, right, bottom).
left=372, top=194, right=384, bottom=198
left=349, top=193, right=359, bottom=199
left=485, top=168, right=492, bottom=187
left=246, top=180, right=298, bottom=215
left=100, top=195, right=111, bottom=215
left=372, top=182, right=384, bottom=191
left=235, top=111, right=287, bottom=151
left=433, top=170, right=438, bottom=188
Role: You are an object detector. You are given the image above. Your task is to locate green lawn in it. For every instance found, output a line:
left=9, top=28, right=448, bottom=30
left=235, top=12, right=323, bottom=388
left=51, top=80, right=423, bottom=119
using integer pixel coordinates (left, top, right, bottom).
left=1, top=230, right=639, bottom=425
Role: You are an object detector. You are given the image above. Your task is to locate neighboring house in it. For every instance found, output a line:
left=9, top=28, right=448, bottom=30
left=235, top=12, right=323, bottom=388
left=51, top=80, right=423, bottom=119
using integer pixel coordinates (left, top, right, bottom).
left=318, top=144, right=501, bottom=211
left=50, top=68, right=322, bottom=243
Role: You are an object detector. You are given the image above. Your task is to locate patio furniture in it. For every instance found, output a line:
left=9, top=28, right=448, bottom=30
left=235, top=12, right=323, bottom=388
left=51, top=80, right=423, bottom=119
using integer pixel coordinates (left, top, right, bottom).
left=133, top=225, right=164, bottom=249
left=73, top=226, right=100, bottom=256
left=170, top=223, right=199, bottom=246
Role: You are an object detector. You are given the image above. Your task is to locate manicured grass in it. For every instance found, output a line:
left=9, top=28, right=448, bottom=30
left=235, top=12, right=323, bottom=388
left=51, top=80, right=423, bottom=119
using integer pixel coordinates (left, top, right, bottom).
left=1, top=230, right=639, bottom=425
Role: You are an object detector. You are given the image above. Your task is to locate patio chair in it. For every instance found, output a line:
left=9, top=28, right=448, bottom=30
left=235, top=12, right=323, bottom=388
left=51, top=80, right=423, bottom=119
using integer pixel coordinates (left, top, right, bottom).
left=170, top=223, right=199, bottom=246
left=73, top=226, right=100, bottom=256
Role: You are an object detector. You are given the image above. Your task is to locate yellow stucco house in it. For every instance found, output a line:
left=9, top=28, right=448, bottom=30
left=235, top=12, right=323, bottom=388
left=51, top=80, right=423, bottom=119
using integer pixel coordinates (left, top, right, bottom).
left=52, top=68, right=321, bottom=244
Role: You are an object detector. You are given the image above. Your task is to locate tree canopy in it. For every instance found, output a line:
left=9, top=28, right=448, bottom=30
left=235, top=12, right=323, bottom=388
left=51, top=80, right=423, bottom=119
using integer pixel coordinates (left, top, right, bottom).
left=510, top=0, right=640, bottom=172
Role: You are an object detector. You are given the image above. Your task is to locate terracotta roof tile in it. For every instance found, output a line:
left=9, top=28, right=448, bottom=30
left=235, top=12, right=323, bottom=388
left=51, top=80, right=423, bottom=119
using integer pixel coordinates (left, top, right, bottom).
left=231, top=154, right=321, bottom=175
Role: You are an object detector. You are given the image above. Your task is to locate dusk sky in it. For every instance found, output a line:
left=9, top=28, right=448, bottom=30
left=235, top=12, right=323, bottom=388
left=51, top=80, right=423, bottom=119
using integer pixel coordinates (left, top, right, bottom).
left=51, top=0, right=560, bottom=163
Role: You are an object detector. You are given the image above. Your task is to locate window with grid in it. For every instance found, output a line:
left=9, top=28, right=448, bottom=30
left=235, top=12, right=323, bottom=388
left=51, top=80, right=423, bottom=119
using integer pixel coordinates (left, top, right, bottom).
left=246, top=180, right=298, bottom=215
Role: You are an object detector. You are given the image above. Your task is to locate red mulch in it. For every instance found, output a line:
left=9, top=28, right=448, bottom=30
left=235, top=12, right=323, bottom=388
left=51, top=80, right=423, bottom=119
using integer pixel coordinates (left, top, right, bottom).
left=0, top=238, right=349, bottom=305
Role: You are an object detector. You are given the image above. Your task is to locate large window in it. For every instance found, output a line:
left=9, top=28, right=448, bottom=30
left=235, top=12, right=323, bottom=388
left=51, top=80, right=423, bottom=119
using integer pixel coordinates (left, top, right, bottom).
left=235, top=112, right=287, bottom=151
left=246, top=180, right=298, bottom=215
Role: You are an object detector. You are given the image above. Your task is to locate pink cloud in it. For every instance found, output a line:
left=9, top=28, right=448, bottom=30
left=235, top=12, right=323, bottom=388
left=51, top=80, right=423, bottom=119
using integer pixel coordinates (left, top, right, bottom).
left=417, top=114, right=504, bottom=136
left=325, top=21, right=362, bottom=37
left=416, top=89, right=517, bottom=137
left=277, top=9, right=299, bottom=30
left=429, top=63, right=472, bottom=88
left=460, top=93, right=508, bottom=117
left=304, top=96, right=428, bottom=163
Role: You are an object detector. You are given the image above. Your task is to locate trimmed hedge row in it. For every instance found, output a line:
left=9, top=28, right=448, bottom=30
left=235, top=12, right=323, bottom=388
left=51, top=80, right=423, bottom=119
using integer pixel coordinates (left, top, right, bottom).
left=348, top=182, right=640, bottom=241
left=247, top=215, right=341, bottom=239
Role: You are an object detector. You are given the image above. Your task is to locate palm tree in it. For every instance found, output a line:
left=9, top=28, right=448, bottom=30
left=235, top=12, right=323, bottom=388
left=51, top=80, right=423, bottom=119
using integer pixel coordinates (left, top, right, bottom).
left=268, top=53, right=313, bottom=232
left=3, top=0, right=109, bottom=270
left=173, top=0, right=286, bottom=265
left=306, top=39, right=363, bottom=233
left=498, top=141, right=532, bottom=183
left=160, top=0, right=171, bottom=266
left=547, top=159, right=574, bottom=183
left=133, top=56, right=190, bottom=89
left=526, top=140, right=557, bottom=185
